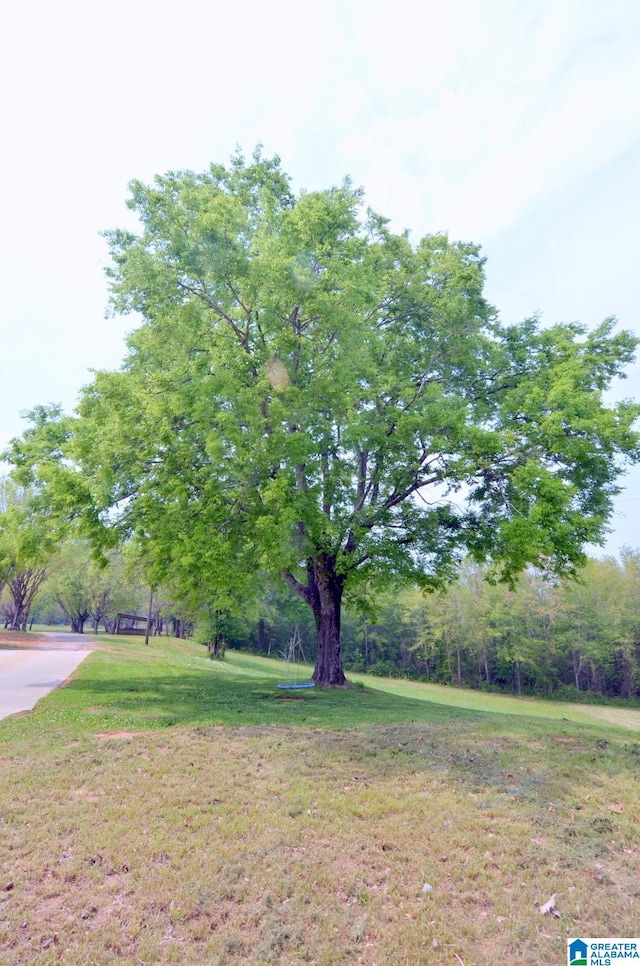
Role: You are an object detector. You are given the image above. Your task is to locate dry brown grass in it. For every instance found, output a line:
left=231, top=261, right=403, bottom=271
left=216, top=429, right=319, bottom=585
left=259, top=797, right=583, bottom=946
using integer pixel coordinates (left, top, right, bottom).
left=1, top=720, right=639, bottom=965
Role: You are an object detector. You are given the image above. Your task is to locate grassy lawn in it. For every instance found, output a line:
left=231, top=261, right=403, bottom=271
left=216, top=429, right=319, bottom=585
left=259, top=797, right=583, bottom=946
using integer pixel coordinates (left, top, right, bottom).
left=1, top=636, right=639, bottom=964
left=347, top=672, right=640, bottom=732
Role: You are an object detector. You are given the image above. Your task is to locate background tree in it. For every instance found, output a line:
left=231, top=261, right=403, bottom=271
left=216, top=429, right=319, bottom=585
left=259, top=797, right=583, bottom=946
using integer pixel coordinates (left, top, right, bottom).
left=0, top=477, right=52, bottom=631
left=45, top=541, right=93, bottom=633
left=564, top=559, right=618, bottom=690
left=618, top=549, right=640, bottom=697
left=7, top=151, right=640, bottom=683
left=44, top=540, right=143, bottom=634
left=28, top=585, right=66, bottom=627
left=86, top=548, right=145, bottom=633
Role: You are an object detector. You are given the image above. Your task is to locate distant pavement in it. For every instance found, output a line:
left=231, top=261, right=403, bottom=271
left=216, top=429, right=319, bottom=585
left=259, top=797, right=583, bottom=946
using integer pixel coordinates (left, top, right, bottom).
left=0, top=632, right=94, bottom=721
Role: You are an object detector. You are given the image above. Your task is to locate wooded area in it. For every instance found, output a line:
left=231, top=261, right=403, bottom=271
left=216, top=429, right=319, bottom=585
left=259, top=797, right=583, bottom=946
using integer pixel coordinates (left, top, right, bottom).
left=3, top=531, right=639, bottom=701
left=228, top=552, right=640, bottom=700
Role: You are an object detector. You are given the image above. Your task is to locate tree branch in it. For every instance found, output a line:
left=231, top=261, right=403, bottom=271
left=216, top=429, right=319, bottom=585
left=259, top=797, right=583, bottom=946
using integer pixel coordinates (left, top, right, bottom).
left=224, top=279, right=253, bottom=322
left=383, top=474, right=440, bottom=511
left=354, top=448, right=369, bottom=512
left=176, top=279, right=251, bottom=351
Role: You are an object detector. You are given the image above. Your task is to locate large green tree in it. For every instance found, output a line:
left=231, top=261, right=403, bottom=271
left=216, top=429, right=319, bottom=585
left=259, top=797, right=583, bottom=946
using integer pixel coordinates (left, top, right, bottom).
left=8, top=151, right=640, bottom=683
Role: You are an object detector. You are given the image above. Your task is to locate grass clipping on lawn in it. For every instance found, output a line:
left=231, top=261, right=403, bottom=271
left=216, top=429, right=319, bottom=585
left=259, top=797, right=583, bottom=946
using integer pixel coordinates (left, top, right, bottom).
left=0, top=638, right=639, bottom=965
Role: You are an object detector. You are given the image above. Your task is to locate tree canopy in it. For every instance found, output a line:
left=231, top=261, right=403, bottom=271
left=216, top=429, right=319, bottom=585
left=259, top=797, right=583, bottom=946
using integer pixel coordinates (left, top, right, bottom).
left=7, top=150, right=640, bottom=683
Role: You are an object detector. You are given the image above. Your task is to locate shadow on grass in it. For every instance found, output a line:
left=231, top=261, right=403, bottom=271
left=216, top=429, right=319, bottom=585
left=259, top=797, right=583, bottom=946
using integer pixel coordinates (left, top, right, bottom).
left=58, top=666, right=474, bottom=732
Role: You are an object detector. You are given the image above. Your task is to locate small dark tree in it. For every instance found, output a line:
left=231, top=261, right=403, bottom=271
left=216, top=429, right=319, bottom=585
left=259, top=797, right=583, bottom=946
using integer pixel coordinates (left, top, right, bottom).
left=2, top=567, right=48, bottom=631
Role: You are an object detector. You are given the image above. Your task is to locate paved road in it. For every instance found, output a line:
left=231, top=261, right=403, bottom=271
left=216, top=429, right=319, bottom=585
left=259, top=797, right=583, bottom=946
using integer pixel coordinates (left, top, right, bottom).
left=0, top=633, right=94, bottom=721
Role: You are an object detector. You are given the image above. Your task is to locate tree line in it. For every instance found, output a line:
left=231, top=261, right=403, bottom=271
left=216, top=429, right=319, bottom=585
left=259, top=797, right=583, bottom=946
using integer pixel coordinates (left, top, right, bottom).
left=2, top=474, right=639, bottom=699
left=211, top=552, right=640, bottom=700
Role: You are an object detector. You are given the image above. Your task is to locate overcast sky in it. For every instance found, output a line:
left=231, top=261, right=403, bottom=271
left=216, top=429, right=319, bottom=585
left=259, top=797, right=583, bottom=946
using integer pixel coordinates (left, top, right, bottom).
left=1, top=0, right=639, bottom=555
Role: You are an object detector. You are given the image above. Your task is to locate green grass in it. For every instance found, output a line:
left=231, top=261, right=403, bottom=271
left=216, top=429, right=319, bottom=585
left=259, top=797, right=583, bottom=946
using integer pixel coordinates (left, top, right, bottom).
left=23, top=632, right=640, bottom=737
left=1, top=636, right=639, bottom=965
left=2, top=637, right=469, bottom=745
left=347, top=671, right=640, bottom=732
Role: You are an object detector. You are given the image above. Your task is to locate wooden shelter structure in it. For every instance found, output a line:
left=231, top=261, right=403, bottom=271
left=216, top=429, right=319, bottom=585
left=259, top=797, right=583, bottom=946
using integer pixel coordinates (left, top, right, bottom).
left=115, top=612, right=155, bottom=636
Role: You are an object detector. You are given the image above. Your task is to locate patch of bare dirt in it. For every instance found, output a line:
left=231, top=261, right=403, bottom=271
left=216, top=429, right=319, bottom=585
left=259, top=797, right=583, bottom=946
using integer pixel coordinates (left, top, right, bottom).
left=94, top=731, right=144, bottom=741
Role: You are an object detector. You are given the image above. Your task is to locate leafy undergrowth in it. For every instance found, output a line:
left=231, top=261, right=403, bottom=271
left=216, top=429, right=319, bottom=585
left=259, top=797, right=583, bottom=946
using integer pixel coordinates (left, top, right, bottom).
left=1, top=637, right=639, bottom=965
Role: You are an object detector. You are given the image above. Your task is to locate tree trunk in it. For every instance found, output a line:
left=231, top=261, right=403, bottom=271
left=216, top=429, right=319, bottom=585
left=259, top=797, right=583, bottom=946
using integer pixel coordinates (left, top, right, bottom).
left=621, top=651, right=633, bottom=700
left=573, top=650, right=582, bottom=690
left=258, top=618, right=267, bottom=654
left=13, top=607, right=28, bottom=632
left=284, top=555, right=347, bottom=686
left=515, top=656, right=522, bottom=696
left=311, top=567, right=347, bottom=686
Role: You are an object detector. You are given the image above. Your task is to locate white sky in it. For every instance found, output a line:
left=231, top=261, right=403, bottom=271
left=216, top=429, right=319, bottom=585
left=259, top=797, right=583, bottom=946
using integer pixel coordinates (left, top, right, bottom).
left=1, top=0, right=639, bottom=555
